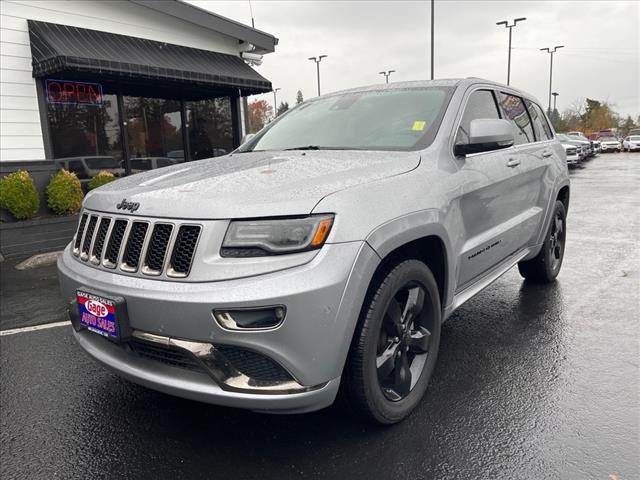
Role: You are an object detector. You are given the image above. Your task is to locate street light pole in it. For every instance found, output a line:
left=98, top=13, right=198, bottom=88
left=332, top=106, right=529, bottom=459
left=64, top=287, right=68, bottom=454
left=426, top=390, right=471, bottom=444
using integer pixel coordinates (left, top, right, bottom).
left=552, top=92, right=559, bottom=111
left=496, top=17, right=526, bottom=85
left=378, top=70, right=396, bottom=83
left=272, top=87, right=280, bottom=117
left=430, top=0, right=434, bottom=80
left=308, top=55, right=327, bottom=96
left=540, top=46, right=564, bottom=114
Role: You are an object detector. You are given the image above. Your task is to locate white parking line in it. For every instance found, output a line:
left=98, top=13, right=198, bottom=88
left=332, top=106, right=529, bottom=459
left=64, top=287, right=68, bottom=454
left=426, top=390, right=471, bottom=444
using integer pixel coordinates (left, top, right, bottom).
left=0, top=321, right=71, bottom=337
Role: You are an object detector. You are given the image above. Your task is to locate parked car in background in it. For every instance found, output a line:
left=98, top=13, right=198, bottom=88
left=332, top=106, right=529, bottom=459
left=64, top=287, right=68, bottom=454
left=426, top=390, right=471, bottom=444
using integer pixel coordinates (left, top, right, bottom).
left=627, top=128, right=640, bottom=137
left=565, top=133, right=594, bottom=158
left=58, top=78, right=570, bottom=424
left=599, top=136, right=622, bottom=153
left=622, top=136, right=640, bottom=152
left=129, top=157, right=181, bottom=173
left=55, top=156, right=125, bottom=187
left=556, top=134, right=581, bottom=167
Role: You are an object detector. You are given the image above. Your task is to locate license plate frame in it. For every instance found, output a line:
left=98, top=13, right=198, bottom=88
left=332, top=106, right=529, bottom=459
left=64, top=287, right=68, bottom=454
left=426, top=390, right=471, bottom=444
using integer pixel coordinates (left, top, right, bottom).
left=76, top=288, right=131, bottom=342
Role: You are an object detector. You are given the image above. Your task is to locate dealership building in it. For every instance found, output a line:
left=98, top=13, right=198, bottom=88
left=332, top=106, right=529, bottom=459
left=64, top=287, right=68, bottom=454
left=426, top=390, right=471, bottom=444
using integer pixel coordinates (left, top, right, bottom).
left=0, top=0, right=276, bottom=258
left=0, top=0, right=276, bottom=177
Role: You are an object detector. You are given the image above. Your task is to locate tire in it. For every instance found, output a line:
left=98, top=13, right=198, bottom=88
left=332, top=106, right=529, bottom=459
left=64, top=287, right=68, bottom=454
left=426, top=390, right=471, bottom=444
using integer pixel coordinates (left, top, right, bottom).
left=342, top=259, right=442, bottom=424
left=518, top=200, right=567, bottom=283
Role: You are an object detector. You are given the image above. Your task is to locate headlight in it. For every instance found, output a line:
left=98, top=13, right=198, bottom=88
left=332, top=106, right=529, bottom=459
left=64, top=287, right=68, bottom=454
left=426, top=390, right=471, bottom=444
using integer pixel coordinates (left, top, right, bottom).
left=221, top=214, right=334, bottom=257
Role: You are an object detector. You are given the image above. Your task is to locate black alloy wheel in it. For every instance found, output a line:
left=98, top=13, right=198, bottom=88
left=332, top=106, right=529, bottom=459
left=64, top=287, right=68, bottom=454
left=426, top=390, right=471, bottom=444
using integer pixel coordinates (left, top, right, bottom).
left=343, top=259, right=442, bottom=424
left=376, top=282, right=434, bottom=401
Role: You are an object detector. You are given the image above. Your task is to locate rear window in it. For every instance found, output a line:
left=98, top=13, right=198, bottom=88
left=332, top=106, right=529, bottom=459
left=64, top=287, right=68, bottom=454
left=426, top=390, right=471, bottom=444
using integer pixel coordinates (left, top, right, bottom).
left=497, top=93, right=535, bottom=145
left=525, top=100, right=553, bottom=141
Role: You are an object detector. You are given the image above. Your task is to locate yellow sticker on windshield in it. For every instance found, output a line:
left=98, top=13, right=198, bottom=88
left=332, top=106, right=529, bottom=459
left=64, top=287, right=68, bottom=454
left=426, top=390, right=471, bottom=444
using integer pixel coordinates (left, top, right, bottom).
left=412, top=121, right=426, bottom=131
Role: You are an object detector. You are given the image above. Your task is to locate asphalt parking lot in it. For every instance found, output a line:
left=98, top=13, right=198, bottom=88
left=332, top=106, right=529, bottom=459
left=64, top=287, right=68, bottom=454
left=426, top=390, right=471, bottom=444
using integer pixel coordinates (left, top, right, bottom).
left=1, top=152, right=638, bottom=480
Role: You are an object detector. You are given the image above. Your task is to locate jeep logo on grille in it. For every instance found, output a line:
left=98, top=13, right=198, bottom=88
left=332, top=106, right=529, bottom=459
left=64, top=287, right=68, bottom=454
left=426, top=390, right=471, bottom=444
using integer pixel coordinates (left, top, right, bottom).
left=116, top=199, right=140, bottom=212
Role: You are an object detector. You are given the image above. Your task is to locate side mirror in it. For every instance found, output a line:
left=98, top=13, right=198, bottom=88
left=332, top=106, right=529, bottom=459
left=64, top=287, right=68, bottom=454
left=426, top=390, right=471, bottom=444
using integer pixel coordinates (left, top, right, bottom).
left=240, top=133, right=255, bottom=145
left=455, top=118, right=514, bottom=156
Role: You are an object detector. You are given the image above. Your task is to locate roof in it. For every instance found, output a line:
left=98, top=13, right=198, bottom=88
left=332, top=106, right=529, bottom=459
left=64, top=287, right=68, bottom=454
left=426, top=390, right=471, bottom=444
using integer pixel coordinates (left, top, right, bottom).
left=317, top=78, right=535, bottom=101
left=129, top=0, right=278, bottom=54
left=28, top=20, right=272, bottom=94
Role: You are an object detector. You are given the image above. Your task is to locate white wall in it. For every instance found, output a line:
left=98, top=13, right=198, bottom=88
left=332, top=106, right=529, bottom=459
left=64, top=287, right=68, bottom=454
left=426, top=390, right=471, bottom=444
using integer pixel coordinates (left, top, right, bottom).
left=0, top=0, right=243, bottom=162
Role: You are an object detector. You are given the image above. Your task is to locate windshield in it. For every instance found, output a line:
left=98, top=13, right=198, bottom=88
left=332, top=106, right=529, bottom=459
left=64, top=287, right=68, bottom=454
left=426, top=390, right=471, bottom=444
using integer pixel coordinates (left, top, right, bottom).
left=239, top=87, right=453, bottom=152
left=85, top=157, right=121, bottom=169
left=629, top=136, right=640, bottom=141
left=557, top=134, right=570, bottom=141
left=602, top=137, right=618, bottom=141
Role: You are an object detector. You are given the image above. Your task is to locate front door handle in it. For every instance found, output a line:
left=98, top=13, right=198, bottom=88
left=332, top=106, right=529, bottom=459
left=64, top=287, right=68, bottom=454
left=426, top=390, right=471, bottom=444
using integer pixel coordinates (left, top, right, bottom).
left=542, top=150, right=553, bottom=158
left=507, top=158, right=520, bottom=167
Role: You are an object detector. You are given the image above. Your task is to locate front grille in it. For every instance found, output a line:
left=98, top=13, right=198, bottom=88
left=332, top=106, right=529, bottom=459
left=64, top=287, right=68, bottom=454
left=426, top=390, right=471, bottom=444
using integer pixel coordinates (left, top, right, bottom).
left=169, top=225, right=201, bottom=276
left=73, top=211, right=201, bottom=279
left=144, top=224, right=173, bottom=273
left=122, top=222, right=149, bottom=271
left=129, top=339, right=205, bottom=373
left=81, top=216, right=98, bottom=257
left=73, top=214, right=88, bottom=252
left=91, top=217, right=111, bottom=262
left=105, top=220, right=128, bottom=266
left=216, top=346, right=293, bottom=382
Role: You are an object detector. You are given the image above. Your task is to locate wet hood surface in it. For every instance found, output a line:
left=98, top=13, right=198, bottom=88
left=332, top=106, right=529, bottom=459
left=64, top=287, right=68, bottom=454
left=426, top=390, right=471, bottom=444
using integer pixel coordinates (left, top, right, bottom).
left=84, top=150, right=420, bottom=219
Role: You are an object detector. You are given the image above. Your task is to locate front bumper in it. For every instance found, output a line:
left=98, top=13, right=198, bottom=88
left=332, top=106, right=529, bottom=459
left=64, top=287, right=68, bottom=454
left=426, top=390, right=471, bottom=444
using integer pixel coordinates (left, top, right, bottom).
left=58, top=240, right=378, bottom=413
left=601, top=144, right=621, bottom=152
left=566, top=154, right=579, bottom=165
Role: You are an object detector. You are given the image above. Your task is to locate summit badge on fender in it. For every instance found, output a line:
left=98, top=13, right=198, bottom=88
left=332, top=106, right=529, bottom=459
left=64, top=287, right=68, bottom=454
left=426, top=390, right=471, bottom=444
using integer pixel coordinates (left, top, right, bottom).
left=116, top=199, right=140, bottom=212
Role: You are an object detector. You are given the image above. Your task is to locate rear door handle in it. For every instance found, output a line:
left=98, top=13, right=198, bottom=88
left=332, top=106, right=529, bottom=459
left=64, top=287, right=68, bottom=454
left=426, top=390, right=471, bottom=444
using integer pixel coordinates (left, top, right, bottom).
left=506, top=158, right=520, bottom=167
left=542, top=150, right=553, bottom=158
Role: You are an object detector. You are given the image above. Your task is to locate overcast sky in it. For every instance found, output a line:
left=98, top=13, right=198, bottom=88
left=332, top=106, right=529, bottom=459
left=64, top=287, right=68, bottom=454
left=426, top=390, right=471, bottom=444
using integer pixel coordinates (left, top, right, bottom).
left=189, top=0, right=639, bottom=118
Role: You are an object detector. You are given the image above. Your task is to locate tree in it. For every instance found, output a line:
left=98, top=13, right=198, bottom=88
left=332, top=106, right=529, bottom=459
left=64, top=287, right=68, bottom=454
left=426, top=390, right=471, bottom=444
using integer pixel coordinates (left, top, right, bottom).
left=558, top=98, right=621, bottom=134
left=619, top=115, right=636, bottom=136
left=276, top=101, right=289, bottom=117
left=247, top=99, right=273, bottom=133
left=296, top=90, right=304, bottom=105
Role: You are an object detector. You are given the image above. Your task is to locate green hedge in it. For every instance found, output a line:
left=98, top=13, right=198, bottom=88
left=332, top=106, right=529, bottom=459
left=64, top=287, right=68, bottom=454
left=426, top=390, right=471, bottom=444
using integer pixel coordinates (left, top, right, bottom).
left=88, top=170, right=117, bottom=190
left=46, top=170, right=84, bottom=215
left=0, top=170, right=40, bottom=220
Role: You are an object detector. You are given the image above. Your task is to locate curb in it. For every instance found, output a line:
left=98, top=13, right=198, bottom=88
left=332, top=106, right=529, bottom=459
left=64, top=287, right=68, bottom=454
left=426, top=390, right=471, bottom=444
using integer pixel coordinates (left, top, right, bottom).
left=15, top=251, right=63, bottom=270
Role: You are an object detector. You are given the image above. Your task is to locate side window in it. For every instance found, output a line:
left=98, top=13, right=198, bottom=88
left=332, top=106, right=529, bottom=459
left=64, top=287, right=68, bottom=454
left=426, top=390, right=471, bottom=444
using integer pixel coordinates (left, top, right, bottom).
left=456, top=90, right=501, bottom=145
left=526, top=100, right=553, bottom=141
left=68, top=160, right=85, bottom=176
left=497, top=93, right=535, bottom=145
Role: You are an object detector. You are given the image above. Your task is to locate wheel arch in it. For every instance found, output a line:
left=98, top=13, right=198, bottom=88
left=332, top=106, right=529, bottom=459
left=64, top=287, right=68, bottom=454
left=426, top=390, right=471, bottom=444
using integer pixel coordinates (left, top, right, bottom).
left=364, top=210, right=453, bottom=311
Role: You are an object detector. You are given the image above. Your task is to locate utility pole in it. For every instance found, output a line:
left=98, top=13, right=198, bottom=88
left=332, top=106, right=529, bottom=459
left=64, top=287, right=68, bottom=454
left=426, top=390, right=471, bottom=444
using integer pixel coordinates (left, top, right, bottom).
left=378, top=70, right=396, bottom=83
left=540, top=46, right=564, bottom=114
left=552, top=92, right=559, bottom=111
left=430, top=0, right=434, bottom=80
left=272, top=87, right=280, bottom=117
left=496, top=17, right=526, bottom=85
left=308, top=55, right=327, bottom=96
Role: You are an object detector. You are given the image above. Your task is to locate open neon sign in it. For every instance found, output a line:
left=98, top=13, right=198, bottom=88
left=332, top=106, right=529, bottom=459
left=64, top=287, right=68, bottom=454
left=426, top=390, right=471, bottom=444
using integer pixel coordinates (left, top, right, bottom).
left=46, top=79, right=104, bottom=106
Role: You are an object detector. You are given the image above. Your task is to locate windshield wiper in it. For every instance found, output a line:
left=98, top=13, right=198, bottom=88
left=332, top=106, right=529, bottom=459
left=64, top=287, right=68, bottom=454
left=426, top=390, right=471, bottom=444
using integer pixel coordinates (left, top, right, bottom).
left=284, top=145, right=321, bottom=151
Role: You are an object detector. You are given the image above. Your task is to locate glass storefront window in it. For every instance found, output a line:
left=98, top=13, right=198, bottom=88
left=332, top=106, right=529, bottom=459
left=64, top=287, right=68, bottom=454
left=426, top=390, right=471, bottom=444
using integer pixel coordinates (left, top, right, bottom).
left=45, top=79, right=238, bottom=178
left=186, top=97, right=233, bottom=160
left=123, top=97, right=184, bottom=173
left=46, top=81, right=123, bottom=182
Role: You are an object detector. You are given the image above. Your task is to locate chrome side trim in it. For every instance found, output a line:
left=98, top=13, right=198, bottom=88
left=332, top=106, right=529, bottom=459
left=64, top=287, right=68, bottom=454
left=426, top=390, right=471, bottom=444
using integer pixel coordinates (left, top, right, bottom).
left=131, top=331, right=323, bottom=395
left=448, top=248, right=531, bottom=315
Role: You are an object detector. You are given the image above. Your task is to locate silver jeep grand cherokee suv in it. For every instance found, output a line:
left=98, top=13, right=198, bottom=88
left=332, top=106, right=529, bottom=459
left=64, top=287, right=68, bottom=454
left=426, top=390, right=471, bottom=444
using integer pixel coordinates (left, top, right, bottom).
left=58, top=78, right=569, bottom=424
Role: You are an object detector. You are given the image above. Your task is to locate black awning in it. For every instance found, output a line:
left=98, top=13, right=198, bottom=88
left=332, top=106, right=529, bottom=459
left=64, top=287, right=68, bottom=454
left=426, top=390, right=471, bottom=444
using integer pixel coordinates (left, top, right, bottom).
left=27, top=20, right=271, bottom=95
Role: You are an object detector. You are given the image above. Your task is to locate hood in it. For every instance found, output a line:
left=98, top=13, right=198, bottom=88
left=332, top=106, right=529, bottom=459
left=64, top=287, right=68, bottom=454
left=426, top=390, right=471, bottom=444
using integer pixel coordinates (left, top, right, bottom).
left=83, top=150, right=420, bottom=219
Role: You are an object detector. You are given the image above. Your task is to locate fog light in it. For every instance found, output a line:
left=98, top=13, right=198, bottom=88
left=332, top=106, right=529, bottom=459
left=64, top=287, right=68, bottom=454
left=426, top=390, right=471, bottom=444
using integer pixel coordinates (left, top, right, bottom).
left=213, top=307, right=286, bottom=330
